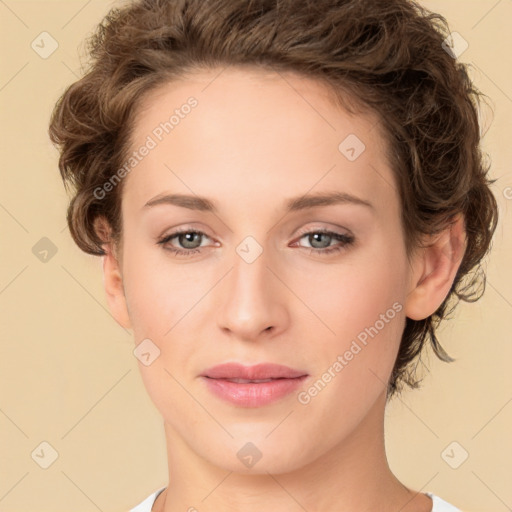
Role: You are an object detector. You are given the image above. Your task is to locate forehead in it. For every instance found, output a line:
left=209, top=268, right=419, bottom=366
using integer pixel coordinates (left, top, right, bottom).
left=123, top=67, right=397, bottom=217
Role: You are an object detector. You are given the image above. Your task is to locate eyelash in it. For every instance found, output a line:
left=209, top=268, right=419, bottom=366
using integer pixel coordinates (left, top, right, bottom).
left=156, top=227, right=355, bottom=258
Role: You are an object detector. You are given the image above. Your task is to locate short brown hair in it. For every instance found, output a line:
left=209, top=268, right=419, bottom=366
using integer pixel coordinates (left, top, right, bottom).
left=48, top=0, right=498, bottom=398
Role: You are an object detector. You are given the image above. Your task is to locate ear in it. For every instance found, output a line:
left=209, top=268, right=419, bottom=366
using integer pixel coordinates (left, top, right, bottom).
left=404, top=213, right=467, bottom=321
left=95, top=218, right=132, bottom=330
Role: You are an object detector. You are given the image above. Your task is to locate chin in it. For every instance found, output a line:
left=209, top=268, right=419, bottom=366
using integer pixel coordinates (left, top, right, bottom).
left=194, top=430, right=317, bottom=475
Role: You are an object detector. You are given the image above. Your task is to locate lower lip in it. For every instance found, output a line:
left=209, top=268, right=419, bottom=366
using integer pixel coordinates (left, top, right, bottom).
left=200, top=376, right=308, bottom=407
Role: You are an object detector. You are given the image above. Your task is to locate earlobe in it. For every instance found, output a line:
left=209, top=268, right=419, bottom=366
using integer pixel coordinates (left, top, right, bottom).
left=404, top=214, right=467, bottom=321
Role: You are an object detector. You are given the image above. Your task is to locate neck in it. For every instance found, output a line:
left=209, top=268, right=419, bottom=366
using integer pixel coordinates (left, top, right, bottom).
left=155, top=390, right=431, bottom=512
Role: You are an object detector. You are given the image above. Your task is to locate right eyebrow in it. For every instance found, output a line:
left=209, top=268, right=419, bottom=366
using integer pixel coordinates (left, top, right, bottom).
left=143, top=193, right=217, bottom=213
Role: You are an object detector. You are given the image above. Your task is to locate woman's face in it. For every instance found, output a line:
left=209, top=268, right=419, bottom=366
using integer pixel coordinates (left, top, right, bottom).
left=109, top=67, right=421, bottom=473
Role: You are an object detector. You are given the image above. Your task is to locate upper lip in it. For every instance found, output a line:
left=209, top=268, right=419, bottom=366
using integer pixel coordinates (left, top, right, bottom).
left=201, top=363, right=308, bottom=380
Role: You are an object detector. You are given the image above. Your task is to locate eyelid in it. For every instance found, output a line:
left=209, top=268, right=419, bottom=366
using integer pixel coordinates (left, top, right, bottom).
left=159, top=225, right=213, bottom=240
left=293, top=224, right=353, bottom=239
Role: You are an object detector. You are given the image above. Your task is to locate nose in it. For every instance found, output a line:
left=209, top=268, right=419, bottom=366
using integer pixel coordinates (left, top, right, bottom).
left=216, top=243, right=289, bottom=342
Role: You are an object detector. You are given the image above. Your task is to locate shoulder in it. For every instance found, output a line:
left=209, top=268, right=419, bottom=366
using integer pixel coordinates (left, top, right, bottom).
left=426, top=492, right=463, bottom=512
left=128, top=488, right=463, bottom=512
left=129, top=487, right=166, bottom=512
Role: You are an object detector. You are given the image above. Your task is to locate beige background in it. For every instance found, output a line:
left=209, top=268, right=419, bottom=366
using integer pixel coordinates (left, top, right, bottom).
left=0, top=1, right=511, bottom=511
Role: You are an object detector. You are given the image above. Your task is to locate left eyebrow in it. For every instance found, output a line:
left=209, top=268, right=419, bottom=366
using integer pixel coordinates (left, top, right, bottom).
left=285, top=191, right=375, bottom=212
left=142, top=191, right=374, bottom=213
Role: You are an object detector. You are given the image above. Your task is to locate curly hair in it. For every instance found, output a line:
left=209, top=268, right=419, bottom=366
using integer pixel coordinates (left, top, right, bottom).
left=48, top=0, right=498, bottom=398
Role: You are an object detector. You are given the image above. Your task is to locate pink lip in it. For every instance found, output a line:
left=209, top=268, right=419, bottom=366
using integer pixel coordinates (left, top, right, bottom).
left=200, top=363, right=309, bottom=407
left=201, top=362, right=307, bottom=380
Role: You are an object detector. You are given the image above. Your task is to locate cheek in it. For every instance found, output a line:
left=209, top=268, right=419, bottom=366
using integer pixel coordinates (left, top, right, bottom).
left=292, top=252, right=406, bottom=340
left=122, top=242, right=207, bottom=338
left=290, top=272, right=404, bottom=438
left=121, top=247, right=208, bottom=416
left=288, top=243, right=407, bottom=386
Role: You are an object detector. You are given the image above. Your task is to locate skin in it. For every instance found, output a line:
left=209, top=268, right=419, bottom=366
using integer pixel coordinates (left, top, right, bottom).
left=99, top=67, right=466, bottom=512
